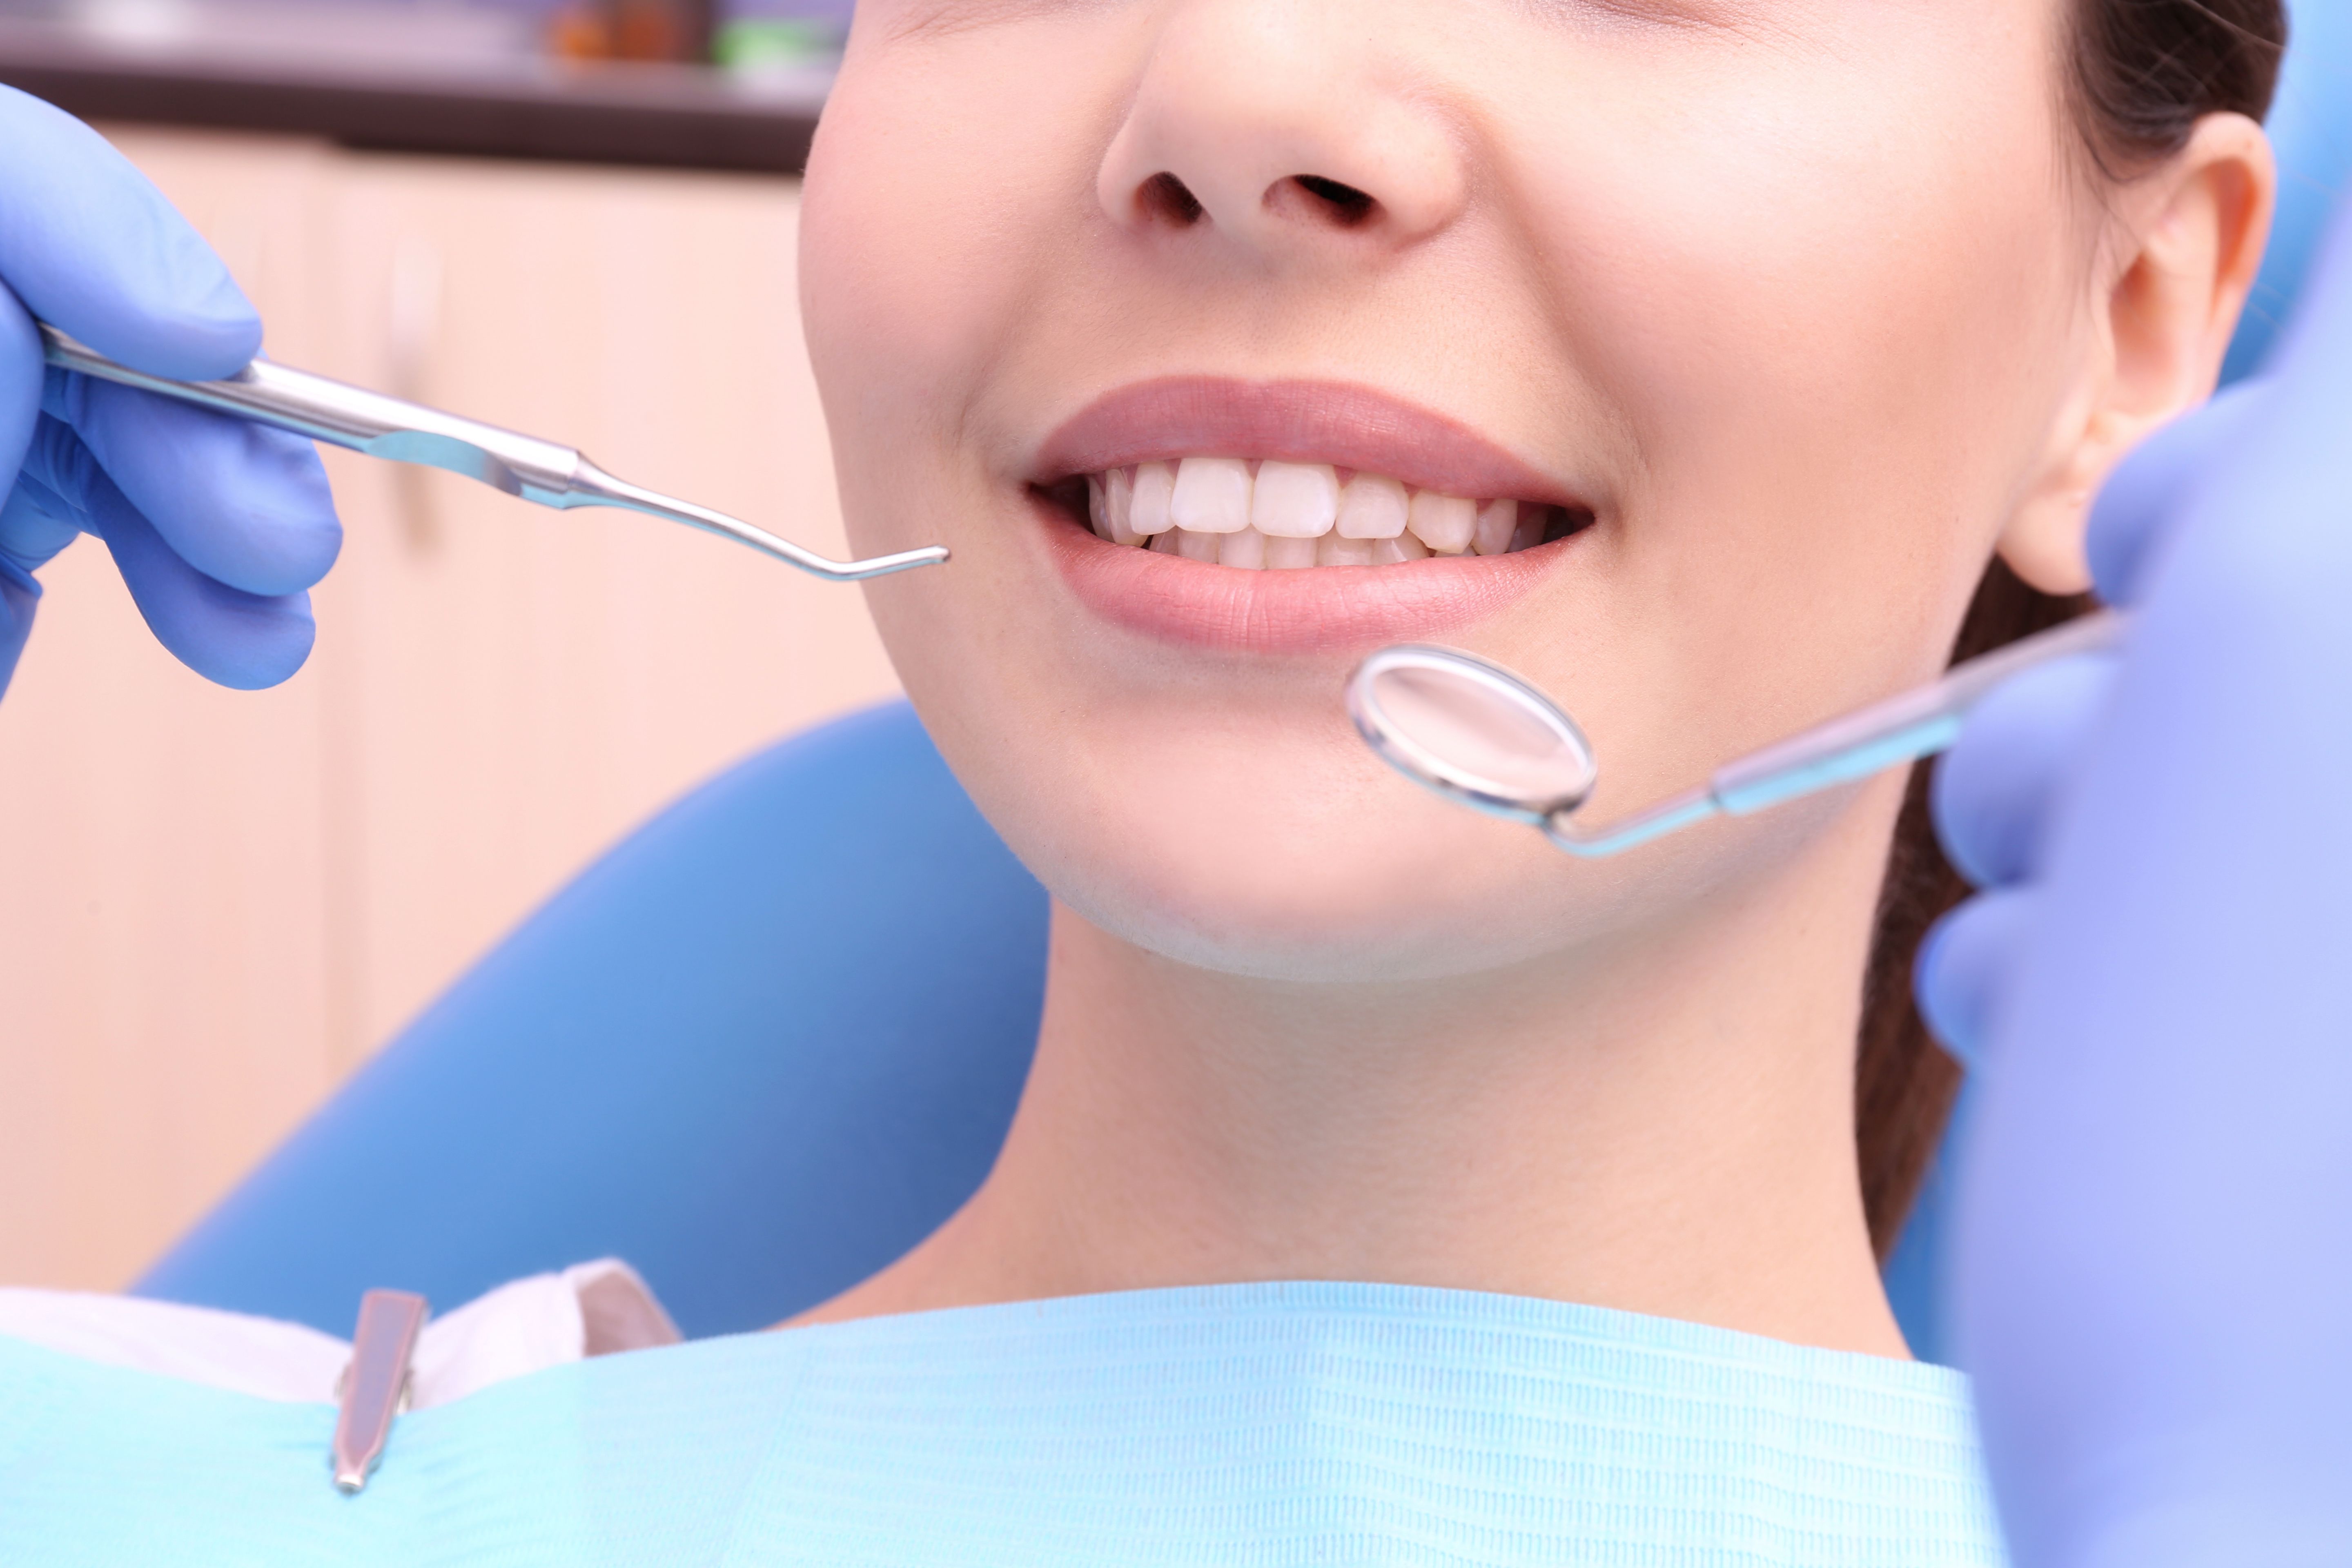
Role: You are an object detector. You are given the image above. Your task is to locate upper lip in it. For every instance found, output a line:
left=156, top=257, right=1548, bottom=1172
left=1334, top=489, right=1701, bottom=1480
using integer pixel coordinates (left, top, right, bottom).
left=1031, top=377, right=1582, bottom=506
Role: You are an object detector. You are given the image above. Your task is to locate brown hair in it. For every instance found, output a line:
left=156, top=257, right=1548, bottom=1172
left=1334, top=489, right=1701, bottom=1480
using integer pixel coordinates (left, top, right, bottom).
left=1855, top=0, right=2288, bottom=1259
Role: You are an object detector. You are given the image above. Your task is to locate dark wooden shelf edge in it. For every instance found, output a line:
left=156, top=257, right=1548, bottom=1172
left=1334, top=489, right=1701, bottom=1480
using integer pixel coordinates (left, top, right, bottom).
left=0, top=51, right=821, bottom=174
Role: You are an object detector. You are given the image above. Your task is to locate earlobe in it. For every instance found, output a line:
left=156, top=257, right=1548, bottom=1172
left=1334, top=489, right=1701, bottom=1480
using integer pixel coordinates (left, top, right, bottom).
left=1999, top=114, right=2276, bottom=599
left=1999, top=477, right=2098, bottom=596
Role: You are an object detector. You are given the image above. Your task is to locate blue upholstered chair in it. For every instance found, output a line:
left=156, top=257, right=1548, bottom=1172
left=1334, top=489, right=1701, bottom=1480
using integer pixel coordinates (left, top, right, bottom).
left=140, top=4, right=2352, bottom=1356
left=138, top=703, right=1049, bottom=1339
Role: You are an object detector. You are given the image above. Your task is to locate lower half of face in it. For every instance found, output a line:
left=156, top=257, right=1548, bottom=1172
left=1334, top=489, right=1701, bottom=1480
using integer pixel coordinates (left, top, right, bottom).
left=807, top=0, right=2091, bottom=985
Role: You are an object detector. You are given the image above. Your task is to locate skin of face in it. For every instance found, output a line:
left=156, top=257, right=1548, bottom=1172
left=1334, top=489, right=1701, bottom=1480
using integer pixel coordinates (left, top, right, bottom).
left=791, top=0, right=2272, bottom=1349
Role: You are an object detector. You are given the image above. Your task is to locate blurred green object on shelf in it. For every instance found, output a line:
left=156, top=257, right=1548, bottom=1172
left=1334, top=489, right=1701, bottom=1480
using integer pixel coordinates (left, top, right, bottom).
left=714, top=16, right=842, bottom=71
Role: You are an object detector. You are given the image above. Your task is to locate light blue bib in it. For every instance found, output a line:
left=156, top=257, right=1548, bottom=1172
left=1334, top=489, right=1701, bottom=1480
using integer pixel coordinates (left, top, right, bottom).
left=0, top=1281, right=2005, bottom=1564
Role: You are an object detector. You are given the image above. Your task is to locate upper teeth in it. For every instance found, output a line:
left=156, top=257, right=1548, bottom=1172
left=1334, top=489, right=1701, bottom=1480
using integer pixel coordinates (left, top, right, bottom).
left=1085, top=458, right=1559, bottom=567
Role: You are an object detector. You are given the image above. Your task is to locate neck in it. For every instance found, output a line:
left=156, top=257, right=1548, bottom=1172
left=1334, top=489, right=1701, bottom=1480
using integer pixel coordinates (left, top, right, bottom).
left=802, top=793, right=1911, bottom=1359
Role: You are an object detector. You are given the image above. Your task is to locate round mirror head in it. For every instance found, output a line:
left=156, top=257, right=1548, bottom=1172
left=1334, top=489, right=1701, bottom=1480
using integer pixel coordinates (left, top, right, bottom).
left=1346, top=645, right=1599, bottom=823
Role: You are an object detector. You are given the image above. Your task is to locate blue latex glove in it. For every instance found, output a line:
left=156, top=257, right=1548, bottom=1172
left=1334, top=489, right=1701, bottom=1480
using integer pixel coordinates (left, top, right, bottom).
left=1918, top=208, right=2352, bottom=1566
left=0, top=88, right=339, bottom=698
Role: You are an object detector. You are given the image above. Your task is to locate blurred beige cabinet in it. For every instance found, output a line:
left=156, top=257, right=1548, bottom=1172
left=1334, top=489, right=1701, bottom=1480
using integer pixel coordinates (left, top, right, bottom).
left=0, top=127, right=901, bottom=1292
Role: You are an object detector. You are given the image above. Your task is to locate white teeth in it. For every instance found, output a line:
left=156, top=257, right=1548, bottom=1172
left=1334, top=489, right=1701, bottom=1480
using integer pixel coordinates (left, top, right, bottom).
left=1170, top=456, right=1252, bottom=533
left=1105, top=466, right=1142, bottom=545
left=1407, top=490, right=1477, bottom=554
left=1085, top=459, right=1565, bottom=568
left=1265, top=534, right=1319, bottom=569
left=1317, top=532, right=1374, bottom=567
left=1249, top=461, right=1340, bottom=537
left=1472, top=497, right=1517, bottom=556
left=1091, top=473, right=1144, bottom=546
left=1169, top=526, right=1221, bottom=561
left=1151, top=528, right=1215, bottom=561
left=1130, top=461, right=1177, bottom=535
left=1219, top=527, right=1267, bottom=569
left=1336, top=473, right=1409, bottom=538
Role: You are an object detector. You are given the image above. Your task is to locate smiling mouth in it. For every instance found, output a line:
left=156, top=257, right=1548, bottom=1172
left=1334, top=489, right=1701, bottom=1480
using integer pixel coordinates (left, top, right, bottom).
left=1032, top=379, right=1590, bottom=650
left=1055, top=457, right=1590, bottom=569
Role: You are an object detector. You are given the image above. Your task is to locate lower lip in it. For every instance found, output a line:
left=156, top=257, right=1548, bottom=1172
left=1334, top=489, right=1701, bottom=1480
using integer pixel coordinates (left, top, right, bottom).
left=1038, top=498, right=1566, bottom=655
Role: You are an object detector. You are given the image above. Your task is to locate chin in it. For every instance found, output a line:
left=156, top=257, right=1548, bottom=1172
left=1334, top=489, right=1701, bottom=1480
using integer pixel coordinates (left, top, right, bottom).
left=1058, top=846, right=1560, bottom=986
left=969, top=744, right=1642, bottom=983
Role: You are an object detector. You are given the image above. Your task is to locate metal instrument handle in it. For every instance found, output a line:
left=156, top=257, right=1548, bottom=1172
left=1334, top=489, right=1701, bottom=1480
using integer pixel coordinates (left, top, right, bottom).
left=1546, top=609, right=2128, bottom=858
left=42, top=324, right=581, bottom=497
left=38, top=325, right=947, bottom=582
left=332, top=1289, right=428, bottom=1494
left=1709, top=609, right=2127, bottom=815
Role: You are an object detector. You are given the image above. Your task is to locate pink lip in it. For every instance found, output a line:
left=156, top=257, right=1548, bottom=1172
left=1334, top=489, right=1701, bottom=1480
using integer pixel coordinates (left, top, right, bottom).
left=1031, top=378, right=1584, bottom=655
left=1043, top=509, right=1564, bottom=654
left=1031, top=377, right=1577, bottom=503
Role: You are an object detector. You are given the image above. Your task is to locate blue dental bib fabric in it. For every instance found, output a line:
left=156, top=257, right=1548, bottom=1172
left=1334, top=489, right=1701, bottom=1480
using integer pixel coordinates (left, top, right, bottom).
left=0, top=1281, right=2005, bottom=1566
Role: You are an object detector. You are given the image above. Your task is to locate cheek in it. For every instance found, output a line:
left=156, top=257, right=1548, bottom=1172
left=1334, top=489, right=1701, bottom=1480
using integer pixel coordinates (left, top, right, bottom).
left=802, top=40, right=1116, bottom=503
left=1483, top=31, right=2091, bottom=776
left=800, top=74, right=970, bottom=475
left=1512, top=34, right=2085, bottom=564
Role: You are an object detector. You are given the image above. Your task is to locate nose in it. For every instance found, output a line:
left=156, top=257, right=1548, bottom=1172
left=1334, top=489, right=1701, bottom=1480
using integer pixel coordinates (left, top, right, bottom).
left=1096, top=1, right=1468, bottom=261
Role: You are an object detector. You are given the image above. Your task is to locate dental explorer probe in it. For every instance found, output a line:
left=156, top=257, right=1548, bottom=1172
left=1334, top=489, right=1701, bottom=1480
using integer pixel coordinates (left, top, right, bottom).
left=38, top=325, right=949, bottom=582
left=1349, top=608, right=2127, bottom=858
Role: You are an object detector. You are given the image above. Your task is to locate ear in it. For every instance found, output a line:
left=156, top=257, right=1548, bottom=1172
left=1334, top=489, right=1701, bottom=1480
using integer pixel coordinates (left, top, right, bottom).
left=2000, top=114, right=2277, bottom=595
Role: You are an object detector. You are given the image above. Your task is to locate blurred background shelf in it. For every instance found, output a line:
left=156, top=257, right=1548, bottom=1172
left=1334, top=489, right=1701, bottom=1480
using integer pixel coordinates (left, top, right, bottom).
left=0, top=0, right=837, bottom=170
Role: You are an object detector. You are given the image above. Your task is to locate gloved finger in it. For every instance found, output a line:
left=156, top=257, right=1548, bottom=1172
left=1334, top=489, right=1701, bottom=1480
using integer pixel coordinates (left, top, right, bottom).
left=2267, top=182, right=2352, bottom=393
left=0, top=88, right=257, bottom=381
left=79, top=459, right=314, bottom=689
left=11, top=412, right=326, bottom=680
left=0, top=279, right=37, bottom=501
left=1914, top=887, right=2037, bottom=1071
left=49, top=372, right=340, bottom=596
left=1931, top=652, right=2120, bottom=889
left=0, top=471, right=79, bottom=574
left=0, top=553, right=35, bottom=693
left=2087, top=381, right=2267, bottom=609
left=2089, top=209, right=2352, bottom=612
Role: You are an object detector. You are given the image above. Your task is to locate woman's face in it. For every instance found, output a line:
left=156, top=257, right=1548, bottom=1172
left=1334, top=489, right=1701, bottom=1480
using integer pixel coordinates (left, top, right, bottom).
left=802, top=0, right=2097, bottom=981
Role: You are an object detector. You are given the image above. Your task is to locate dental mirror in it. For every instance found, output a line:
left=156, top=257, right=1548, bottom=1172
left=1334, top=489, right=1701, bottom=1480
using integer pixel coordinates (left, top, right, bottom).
left=1347, top=646, right=1599, bottom=824
left=1348, top=609, right=2128, bottom=858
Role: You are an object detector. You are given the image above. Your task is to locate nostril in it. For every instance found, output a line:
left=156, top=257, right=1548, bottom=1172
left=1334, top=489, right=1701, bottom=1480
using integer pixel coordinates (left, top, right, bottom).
left=1287, top=175, right=1377, bottom=228
left=1138, top=172, right=1206, bottom=227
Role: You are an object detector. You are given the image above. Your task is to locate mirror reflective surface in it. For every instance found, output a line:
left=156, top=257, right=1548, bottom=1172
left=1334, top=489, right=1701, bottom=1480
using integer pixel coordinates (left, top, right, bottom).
left=1345, top=646, right=1599, bottom=823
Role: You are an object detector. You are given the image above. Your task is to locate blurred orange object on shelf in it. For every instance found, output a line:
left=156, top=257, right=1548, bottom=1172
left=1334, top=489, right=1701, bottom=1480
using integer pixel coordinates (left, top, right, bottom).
left=546, top=0, right=714, bottom=62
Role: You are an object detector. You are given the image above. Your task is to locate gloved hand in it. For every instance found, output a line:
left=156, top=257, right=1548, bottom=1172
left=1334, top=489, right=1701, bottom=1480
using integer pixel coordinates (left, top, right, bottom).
left=1917, top=207, right=2352, bottom=1567
left=0, top=87, right=340, bottom=699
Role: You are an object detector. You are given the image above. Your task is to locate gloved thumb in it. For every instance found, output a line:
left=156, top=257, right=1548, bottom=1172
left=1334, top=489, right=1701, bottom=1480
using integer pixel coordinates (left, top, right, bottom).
left=2087, top=381, right=2267, bottom=609
left=2091, top=201, right=2352, bottom=610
